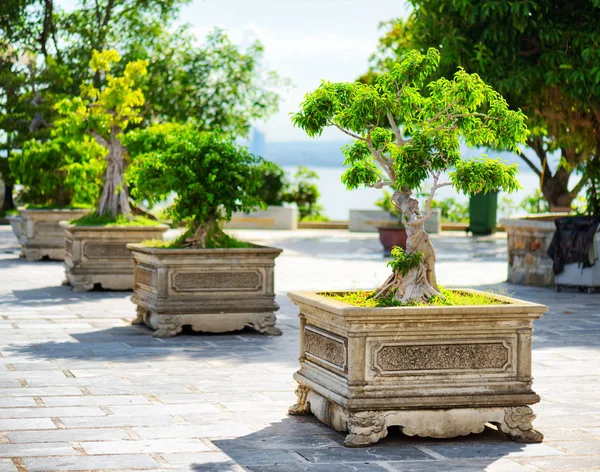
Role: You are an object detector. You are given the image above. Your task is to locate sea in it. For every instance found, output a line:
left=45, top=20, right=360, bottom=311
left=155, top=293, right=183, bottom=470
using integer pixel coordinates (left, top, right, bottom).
left=282, top=166, right=553, bottom=221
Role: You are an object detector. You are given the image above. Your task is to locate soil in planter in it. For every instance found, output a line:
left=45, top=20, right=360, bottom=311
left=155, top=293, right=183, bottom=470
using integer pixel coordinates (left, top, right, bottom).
left=142, top=228, right=253, bottom=249
left=321, top=288, right=509, bottom=307
left=71, top=214, right=161, bottom=227
left=23, top=203, right=94, bottom=210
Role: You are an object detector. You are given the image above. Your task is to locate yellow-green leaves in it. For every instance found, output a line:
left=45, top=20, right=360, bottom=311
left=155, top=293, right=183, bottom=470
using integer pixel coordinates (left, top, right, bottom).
left=89, top=49, right=120, bottom=73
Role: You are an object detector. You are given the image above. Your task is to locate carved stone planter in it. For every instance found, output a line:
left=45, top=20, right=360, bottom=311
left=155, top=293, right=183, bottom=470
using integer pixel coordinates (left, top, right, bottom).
left=128, top=244, right=283, bottom=337
left=7, top=215, right=22, bottom=241
left=501, top=214, right=568, bottom=286
left=288, top=290, right=547, bottom=447
left=19, top=208, right=90, bottom=261
left=60, top=223, right=168, bottom=292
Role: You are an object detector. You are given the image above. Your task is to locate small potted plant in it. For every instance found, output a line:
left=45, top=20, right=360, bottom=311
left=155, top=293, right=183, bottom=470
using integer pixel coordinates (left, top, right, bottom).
left=287, top=49, right=547, bottom=446
left=375, top=190, right=407, bottom=254
left=57, top=50, right=168, bottom=291
left=124, top=123, right=282, bottom=337
left=9, top=131, right=103, bottom=261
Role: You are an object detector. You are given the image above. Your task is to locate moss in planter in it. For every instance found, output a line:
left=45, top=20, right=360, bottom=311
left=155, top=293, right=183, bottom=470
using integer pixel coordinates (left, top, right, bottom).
left=23, top=203, right=93, bottom=210
left=143, top=228, right=253, bottom=249
left=70, top=214, right=161, bottom=227
left=321, top=288, right=508, bottom=307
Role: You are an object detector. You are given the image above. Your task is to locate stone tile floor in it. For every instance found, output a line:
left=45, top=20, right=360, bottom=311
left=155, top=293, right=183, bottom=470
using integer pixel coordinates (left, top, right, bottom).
left=0, top=226, right=598, bottom=471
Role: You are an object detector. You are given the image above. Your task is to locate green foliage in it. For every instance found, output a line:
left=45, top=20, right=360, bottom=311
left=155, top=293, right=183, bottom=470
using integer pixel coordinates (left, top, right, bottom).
left=431, top=197, right=469, bottom=223
left=257, top=162, right=287, bottom=206
left=292, top=48, right=526, bottom=215
left=450, top=158, right=521, bottom=196
left=70, top=214, right=160, bottom=227
left=124, top=123, right=267, bottom=233
left=387, top=246, right=423, bottom=277
left=581, top=157, right=600, bottom=217
left=520, top=189, right=551, bottom=215
left=10, top=130, right=104, bottom=207
left=282, top=166, right=325, bottom=221
left=140, top=28, right=283, bottom=136
left=322, top=287, right=506, bottom=308
left=371, top=1, right=600, bottom=207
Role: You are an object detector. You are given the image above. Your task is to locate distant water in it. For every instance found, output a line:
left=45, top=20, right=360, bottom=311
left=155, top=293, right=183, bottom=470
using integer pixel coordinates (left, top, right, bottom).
left=283, top=166, right=564, bottom=221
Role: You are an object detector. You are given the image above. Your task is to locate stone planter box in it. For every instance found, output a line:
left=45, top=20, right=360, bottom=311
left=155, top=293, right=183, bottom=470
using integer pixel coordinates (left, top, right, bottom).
left=7, top=215, right=22, bottom=241
left=19, top=208, right=90, bottom=261
left=288, top=290, right=547, bottom=446
left=350, top=209, right=441, bottom=234
left=500, top=214, right=568, bottom=286
left=225, top=206, right=298, bottom=230
left=60, top=223, right=168, bottom=292
left=127, top=244, right=283, bottom=337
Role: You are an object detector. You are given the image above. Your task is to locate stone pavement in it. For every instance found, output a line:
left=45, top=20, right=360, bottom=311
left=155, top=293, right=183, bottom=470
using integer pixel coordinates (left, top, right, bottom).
left=0, top=226, right=598, bottom=472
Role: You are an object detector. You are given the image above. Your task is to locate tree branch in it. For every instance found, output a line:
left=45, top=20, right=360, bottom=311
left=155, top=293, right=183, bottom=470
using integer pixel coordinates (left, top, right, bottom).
left=570, top=174, right=588, bottom=198
left=387, top=111, right=408, bottom=146
left=328, top=121, right=366, bottom=142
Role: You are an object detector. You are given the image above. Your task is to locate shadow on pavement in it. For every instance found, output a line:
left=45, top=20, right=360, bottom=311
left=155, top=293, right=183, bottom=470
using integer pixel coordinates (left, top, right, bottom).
left=197, top=416, right=529, bottom=471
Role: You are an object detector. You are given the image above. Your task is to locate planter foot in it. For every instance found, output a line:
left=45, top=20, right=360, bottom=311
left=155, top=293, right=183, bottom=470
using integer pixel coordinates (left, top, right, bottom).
left=71, top=277, right=95, bottom=293
left=152, top=315, right=183, bottom=338
left=345, top=411, right=388, bottom=447
left=288, top=385, right=311, bottom=416
left=250, top=313, right=282, bottom=336
left=23, top=249, right=43, bottom=262
left=132, top=307, right=149, bottom=325
left=497, top=406, right=543, bottom=443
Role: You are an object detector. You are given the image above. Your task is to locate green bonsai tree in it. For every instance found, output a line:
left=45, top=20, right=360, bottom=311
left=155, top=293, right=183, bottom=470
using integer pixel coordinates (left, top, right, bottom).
left=56, top=49, right=147, bottom=221
left=293, top=48, right=526, bottom=303
left=10, top=126, right=104, bottom=208
left=124, top=123, right=270, bottom=248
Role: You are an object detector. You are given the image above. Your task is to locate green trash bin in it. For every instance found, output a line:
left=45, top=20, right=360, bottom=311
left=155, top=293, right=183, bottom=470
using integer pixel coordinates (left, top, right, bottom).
left=468, top=191, right=498, bottom=235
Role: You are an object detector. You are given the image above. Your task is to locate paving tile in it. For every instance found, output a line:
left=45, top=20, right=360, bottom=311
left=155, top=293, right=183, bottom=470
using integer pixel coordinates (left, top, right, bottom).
left=59, top=414, right=186, bottom=428
left=0, top=460, right=17, bottom=472
left=206, top=449, right=303, bottom=466
left=519, top=455, right=600, bottom=470
left=421, top=442, right=564, bottom=459
left=23, top=454, right=161, bottom=471
left=134, top=424, right=255, bottom=439
left=247, top=464, right=388, bottom=472
left=81, top=438, right=212, bottom=454
left=374, top=458, right=537, bottom=472
left=41, top=394, right=151, bottom=406
left=8, top=428, right=132, bottom=443
left=295, top=446, right=434, bottom=463
left=0, top=442, right=76, bottom=457
left=0, top=418, right=57, bottom=431
left=0, top=406, right=105, bottom=418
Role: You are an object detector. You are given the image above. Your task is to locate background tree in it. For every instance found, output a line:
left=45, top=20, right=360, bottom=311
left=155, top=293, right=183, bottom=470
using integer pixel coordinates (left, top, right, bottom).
left=57, top=50, right=147, bottom=218
left=370, top=0, right=600, bottom=210
left=0, top=0, right=282, bottom=212
left=293, top=49, right=525, bottom=303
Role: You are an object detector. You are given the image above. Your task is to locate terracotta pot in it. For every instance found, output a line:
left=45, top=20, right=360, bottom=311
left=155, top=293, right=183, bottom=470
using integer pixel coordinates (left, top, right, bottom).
left=377, top=226, right=407, bottom=254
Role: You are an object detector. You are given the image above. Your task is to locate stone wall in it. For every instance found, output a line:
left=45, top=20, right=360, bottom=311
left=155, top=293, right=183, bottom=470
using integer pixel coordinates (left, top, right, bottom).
left=500, top=216, right=563, bottom=286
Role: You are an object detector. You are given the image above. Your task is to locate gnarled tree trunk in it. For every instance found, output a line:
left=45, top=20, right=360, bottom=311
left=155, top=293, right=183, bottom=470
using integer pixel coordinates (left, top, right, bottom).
left=96, top=126, right=130, bottom=219
left=374, top=192, right=442, bottom=304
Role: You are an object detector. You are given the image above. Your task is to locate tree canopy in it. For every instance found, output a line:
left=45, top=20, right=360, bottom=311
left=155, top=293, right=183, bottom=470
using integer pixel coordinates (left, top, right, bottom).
left=370, top=0, right=600, bottom=208
left=293, top=48, right=525, bottom=218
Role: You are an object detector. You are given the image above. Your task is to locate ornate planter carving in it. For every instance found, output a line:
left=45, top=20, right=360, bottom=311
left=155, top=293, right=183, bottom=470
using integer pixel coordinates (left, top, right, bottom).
left=127, top=244, right=283, bottom=337
left=19, top=208, right=90, bottom=261
left=60, top=223, right=168, bottom=292
left=288, top=290, right=546, bottom=447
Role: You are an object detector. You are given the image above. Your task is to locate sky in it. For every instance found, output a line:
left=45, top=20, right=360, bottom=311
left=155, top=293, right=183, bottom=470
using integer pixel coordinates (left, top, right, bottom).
left=181, top=0, right=410, bottom=142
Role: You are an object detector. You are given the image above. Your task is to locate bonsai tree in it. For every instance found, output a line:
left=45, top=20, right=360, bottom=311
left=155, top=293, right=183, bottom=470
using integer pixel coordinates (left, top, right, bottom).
left=56, top=49, right=147, bottom=220
left=124, top=123, right=270, bottom=248
left=10, top=126, right=104, bottom=208
left=293, top=48, right=526, bottom=303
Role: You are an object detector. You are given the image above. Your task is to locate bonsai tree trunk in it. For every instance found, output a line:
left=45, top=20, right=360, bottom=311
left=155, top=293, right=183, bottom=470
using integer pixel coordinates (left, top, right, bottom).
left=187, top=215, right=221, bottom=249
left=95, top=127, right=131, bottom=219
left=374, top=192, right=442, bottom=304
